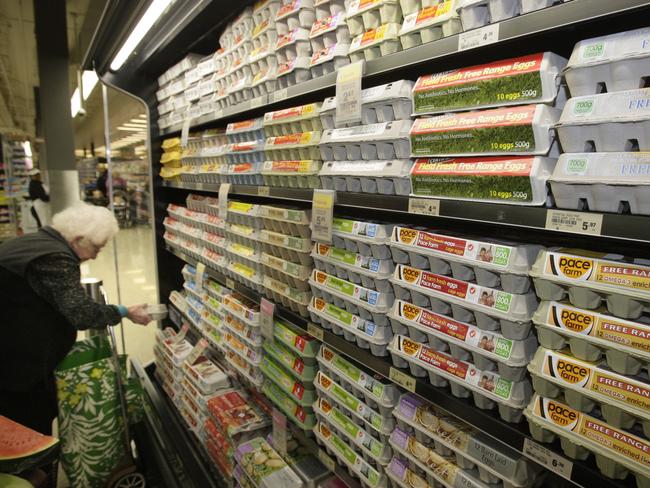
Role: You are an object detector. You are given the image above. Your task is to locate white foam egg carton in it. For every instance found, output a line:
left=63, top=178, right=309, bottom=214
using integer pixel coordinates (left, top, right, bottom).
left=549, top=152, right=650, bottom=215
left=276, top=56, right=313, bottom=88
left=399, top=0, right=461, bottom=49
left=320, top=159, right=412, bottom=195
left=533, top=301, right=650, bottom=376
left=276, top=27, right=312, bottom=63
left=391, top=264, right=537, bottom=339
left=319, top=120, right=412, bottom=161
left=346, top=0, right=403, bottom=36
left=410, top=104, right=560, bottom=157
left=564, top=27, right=650, bottom=97
left=264, top=102, right=322, bottom=135
left=254, top=0, right=282, bottom=25
left=226, top=118, right=265, bottom=143
left=262, top=274, right=311, bottom=316
left=556, top=88, right=650, bottom=152
left=226, top=140, right=265, bottom=164
left=348, top=23, right=402, bottom=62
left=530, top=250, right=650, bottom=320
left=200, top=231, right=227, bottom=256
left=390, top=226, right=541, bottom=293
left=276, top=0, right=317, bottom=36
left=310, top=42, right=351, bottom=77
left=265, top=131, right=322, bottom=160
left=310, top=11, right=352, bottom=50
left=261, top=252, right=312, bottom=290
left=389, top=335, right=531, bottom=422
left=316, top=0, right=349, bottom=20
left=251, top=64, right=278, bottom=98
left=389, top=299, right=537, bottom=380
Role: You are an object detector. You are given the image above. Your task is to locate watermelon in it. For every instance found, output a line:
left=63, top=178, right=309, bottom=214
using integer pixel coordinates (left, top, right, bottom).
left=0, top=416, right=59, bottom=473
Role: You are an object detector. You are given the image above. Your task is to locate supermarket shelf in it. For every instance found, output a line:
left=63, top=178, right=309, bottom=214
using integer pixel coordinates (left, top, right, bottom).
left=158, top=0, right=650, bottom=136
left=165, top=245, right=630, bottom=488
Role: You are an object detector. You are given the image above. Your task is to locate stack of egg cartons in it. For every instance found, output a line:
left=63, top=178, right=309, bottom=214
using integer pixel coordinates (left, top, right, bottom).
left=258, top=204, right=313, bottom=316
left=398, top=0, right=461, bottom=50
left=308, top=216, right=395, bottom=356
left=346, top=0, right=403, bottom=63
left=159, top=137, right=183, bottom=182
left=318, top=80, right=414, bottom=194
left=226, top=8, right=257, bottom=105
left=179, top=135, right=205, bottom=185
left=195, top=52, right=220, bottom=117
left=526, top=248, right=650, bottom=487
left=163, top=202, right=205, bottom=262
left=185, top=193, right=229, bottom=273
left=308, top=3, right=351, bottom=78
left=408, top=52, right=566, bottom=206
left=455, top=0, right=569, bottom=32
left=387, top=226, right=541, bottom=423
left=154, top=325, right=193, bottom=409
left=275, top=1, right=316, bottom=89
left=391, top=392, right=545, bottom=488
left=313, top=344, right=395, bottom=488
left=156, top=54, right=203, bottom=129
left=261, top=319, right=320, bottom=431
left=263, top=103, right=323, bottom=188
left=192, top=130, right=230, bottom=186
left=213, top=49, right=232, bottom=111
left=226, top=118, right=266, bottom=185
left=250, top=1, right=282, bottom=99
left=550, top=28, right=650, bottom=216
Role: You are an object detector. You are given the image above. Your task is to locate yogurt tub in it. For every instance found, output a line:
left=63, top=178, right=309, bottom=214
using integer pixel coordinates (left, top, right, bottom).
left=390, top=227, right=542, bottom=292
left=262, top=275, right=311, bottom=316
left=410, top=104, right=560, bottom=157
left=346, top=0, right=402, bottom=37
left=399, top=0, right=461, bottom=50
left=310, top=42, right=351, bottom=78
left=223, top=292, right=261, bottom=326
left=412, top=52, right=567, bottom=116
left=556, top=88, right=650, bottom=153
left=564, top=27, right=650, bottom=97
left=265, top=131, right=322, bottom=160
left=262, top=253, right=312, bottom=290
left=525, top=395, right=650, bottom=486
left=261, top=355, right=316, bottom=406
left=313, top=421, right=388, bottom=488
left=259, top=204, right=312, bottom=236
left=388, top=335, right=531, bottom=422
left=276, top=0, right=317, bottom=36
left=388, top=299, right=537, bottom=380
left=319, top=159, right=412, bottom=195
left=263, top=379, right=317, bottom=430
left=264, top=103, right=322, bottom=136
left=528, top=348, right=650, bottom=436
left=226, top=118, right=265, bottom=143
left=391, top=264, right=538, bottom=339
left=310, top=11, right=351, bottom=51
left=320, top=120, right=412, bottom=161
left=533, top=301, right=650, bottom=376
left=276, top=27, right=312, bottom=64
left=549, top=152, right=650, bottom=215
left=276, top=56, right=313, bottom=88
left=263, top=340, right=318, bottom=382
left=309, top=296, right=393, bottom=355
left=348, top=23, right=401, bottom=62
left=529, top=250, right=650, bottom=319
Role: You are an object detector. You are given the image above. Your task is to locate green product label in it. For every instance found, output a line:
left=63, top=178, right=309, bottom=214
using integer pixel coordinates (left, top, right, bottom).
left=325, top=303, right=354, bottom=326
left=330, top=247, right=357, bottom=266
left=411, top=125, right=536, bottom=156
left=327, top=275, right=356, bottom=297
left=332, top=383, right=360, bottom=412
left=331, top=408, right=359, bottom=438
left=264, top=358, right=292, bottom=390
left=367, top=470, right=379, bottom=486
left=573, top=99, right=594, bottom=115
left=370, top=412, right=382, bottom=430
left=494, top=292, right=513, bottom=312
left=330, top=434, right=357, bottom=464
left=286, top=209, right=302, bottom=223
left=285, top=261, right=301, bottom=277
left=493, top=378, right=513, bottom=399
left=287, top=236, right=304, bottom=250
left=332, top=355, right=361, bottom=383
left=566, top=158, right=588, bottom=175
left=275, top=322, right=298, bottom=349
left=413, top=71, right=543, bottom=114
left=411, top=174, right=534, bottom=202
left=492, top=246, right=511, bottom=266
left=209, top=282, right=223, bottom=293
left=333, top=218, right=354, bottom=234
left=582, top=42, right=604, bottom=60
left=371, top=382, right=384, bottom=399
left=494, top=338, right=513, bottom=359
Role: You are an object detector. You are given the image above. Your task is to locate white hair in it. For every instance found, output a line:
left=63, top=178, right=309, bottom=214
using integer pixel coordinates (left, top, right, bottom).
left=52, top=202, right=119, bottom=245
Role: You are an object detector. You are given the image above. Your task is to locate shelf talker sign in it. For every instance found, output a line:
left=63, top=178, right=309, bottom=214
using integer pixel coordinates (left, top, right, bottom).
left=312, top=189, right=336, bottom=243
left=218, top=183, right=231, bottom=219
left=336, top=60, right=365, bottom=126
left=260, top=298, right=275, bottom=341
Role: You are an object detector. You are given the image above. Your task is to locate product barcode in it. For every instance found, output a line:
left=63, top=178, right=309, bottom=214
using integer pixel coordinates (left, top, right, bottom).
left=552, top=217, right=577, bottom=226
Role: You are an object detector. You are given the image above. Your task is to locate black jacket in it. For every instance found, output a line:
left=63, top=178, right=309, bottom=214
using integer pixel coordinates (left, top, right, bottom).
left=28, top=179, right=50, bottom=202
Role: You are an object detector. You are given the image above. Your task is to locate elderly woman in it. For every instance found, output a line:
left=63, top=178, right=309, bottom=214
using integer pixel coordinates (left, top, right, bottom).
left=0, top=202, right=152, bottom=436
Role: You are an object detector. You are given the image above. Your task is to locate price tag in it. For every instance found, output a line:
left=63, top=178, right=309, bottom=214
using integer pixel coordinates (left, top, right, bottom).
left=318, top=449, right=336, bottom=472
left=545, top=209, right=603, bottom=236
left=523, top=438, right=573, bottom=480
left=272, top=408, right=288, bottom=456
left=335, top=60, right=365, bottom=125
left=408, top=198, right=440, bottom=216
left=389, top=367, right=417, bottom=392
left=260, top=298, right=275, bottom=341
left=195, top=262, right=206, bottom=291
left=226, top=278, right=235, bottom=290
left=458, top=23, right=500, bottom=51
left=251, top=96, right=264, bottom=108
left=273, top=88, right=288, bottom=103
left=186, top=338, right=208, bottom=365
left=218, top=182, right=231, bottom=219
left=311, top=189, right=336, bottom=243
left=180, top=116, right=192, bottom=148
left=258, top=186, right=270, bottom=197
left=307, top=323, right=324, bottom=341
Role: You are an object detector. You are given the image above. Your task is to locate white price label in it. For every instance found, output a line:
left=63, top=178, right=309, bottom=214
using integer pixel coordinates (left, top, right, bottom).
left=545, top=209, right=603, bottom=236
left=336, top=60, right=365, bottom=125
left=260, top=298, right=275, bottom=341
left=311, top=189, right=336, bottom=243
left=389, top=367, right=416, bottom=392
left=186, top=338, right=208, bottom=365
left=251, top=96, right=264, bottom=108
left=218, top=182, right=231, bottom=219
left=272, top=409, right=288, bottom=456
left=258, top=186, right=270, bottom=197
left=458, top=23, right=500, bottom=51
left=523, top=438, right=573, bottom=480
left=273, top=88, right=288, bottom=103
left=307, top=323, right=324, bottom=341
left=181, top=116, right=192, bottom=148
left=318, top=449, right=336, bottom=472
left=408, top=198, right=440, bottom=216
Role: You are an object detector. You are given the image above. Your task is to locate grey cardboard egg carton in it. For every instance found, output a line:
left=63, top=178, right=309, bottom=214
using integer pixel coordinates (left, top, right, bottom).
left=226, top=118, right=265, bottom=143
left=320, top=120, right=412, bottom=161
left=348, top=23, right=402, bottom=63
left=223, top=264, right=264, bottom=293
left=253, top=0, right=281, bottom=25
left=275, top=27, right=312, bottom=64
left=346, top=0, right=403, bottom=37
left=197, top=166, right=229, bottom=185
left=198, top=212, right=227, bottom=236
left=224, top=243, right=262, bottom=273
left=276, top=0, right=316, bottom=36
left=261, top=161, right=323, bottom=188
left=310, top=10, right=351, bottom=51
left=328, top=217, right=394, bottom=260
left=259, top=228, right=312, bottom=254
left=226, top=201, right=263, bottom=228
left=251, top=64, right=279, bottom=98
left=264, top=131, right=322, bottom=160
left=388, top=299, right=537, bottom=381
left=225, top=163, right=264, bottom=185
left=456, top=0, right=562, bottom=31
left=276, top=56, right=313, bottom=88
left=226, top=228, right=261, bottom=255
left=261, top=253, right=312, bottom=291
left=262, top=275, right=311, bottom=316
left=315, top=0, right=349, bottom=20
left=263, top=103, right=323, bottom=136
left=259, top=204, right=311, bottom=236
left=399, top=1, right=462, bottom=50
left=226, top=140, right=266, bottom=164
left=259, top=239, right=313, bottom=266
left=201, top=232, right=228, bottom=255
left=310, top=42, right=351, bottom=78
left=319, top=159, right=412, bottom=195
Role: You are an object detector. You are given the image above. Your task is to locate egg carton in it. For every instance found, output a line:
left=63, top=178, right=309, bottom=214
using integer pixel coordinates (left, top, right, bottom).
left=226, top=118, right=265, bottom=143
left=529, top=347, right=650, bottom=436
left=226, top=140, right=265, bottom=165
left=412, top=52, right=567, bottom=116
left=226, top=163, right=264, bottom=186
left=530, top=250, right=650, bottom=320
left=225, top=240, right=262, bottom=268
left=226, top=226, right=260, bottom=254
left=265, top=131, right=322, bottom=160
left=276, top=0, right=317, bottom=36
left=262, top=275, right=311, bottom=316
left=276, top=27, right=312, bottom=64
left=389, top=335, right=531, bottom=422
left=248, top=43, right=278, bottom=75
left=254, top=0, right=282, bottom=25
left=309, top=296, right=392, bottom=356
left=205, top=278, right=231, bottom=301
left=410, top=104, right=560, bottom=157
left=201, top=232, right=228, bottom=256
left=310, top=42, right=351, bottom=77
left=227, top=75, right=254, bottom=105
left=259, top=204, right=312, bottom=236
left=264, top=103, right=322, bottom=136
left=316, top=0, right=349, bottom=20
left=185, top=81, right=202, bottom=103
left=320, top=79, right=414, bottom=129
left=259, top=239, right=313, bottom=266
left=525, top=394, right=650, bottom=488
left=315, top=370, right=395, bottom=437
left=276, top=56, right=313, bottom=88
left=251, top=18, right=279, bottom=52
left=330, top=217, right=393, bottom=258
left=261, top=160, right=323, bottom=188
left=319, top=120, right=412, bottom=161
left=564, top=27, right=650, bottom=98
left=390, top=227, right=542, bottom=294
left=197, top=166, right=229, bottom=185
left=225, top=348, right=265, bottom=387
left=227, top=201, right=263, bottom=229
left=320, top=159, right=412, bottom=195
left=251, top=63, right=279, bottom=98
left=399, top=0, right=461, bottom=50
left=182, top=357, right=230, bottom=396
left=274, top=319, right=321, bottom=357
left=312, top=242, right=394, bottom=291
left=223, top=292, right=261, bottom=326
left=225, top=262, right=264, bottom=293
left=261, top=253, right=312, bottom=291
left=161, top=150, right=181, bottom=166
left=346, top=0, right=403, bottom=37
left=259, top=228, right=312, bottom=254
left=391, top=264, right=537, bottom=339
left=385, top=458, right=433, bottom=488
left=318, top=344, right=400, bottom=410
left=223, top=328, right=263, bottom=366
left=261, top=355, right=317, bottom=406
left=264, top=340, right=318, bottom=382
left=393, top=393, right=544, bottom=487
left=197, top=75, right=218, bottom=99
left=455, top=0, right=521, bottom=30
left=348, top=23, right=402, bottom=62
left=263, top=379, right=317, bottom=430
left=310, top=11, right=352, bottom=51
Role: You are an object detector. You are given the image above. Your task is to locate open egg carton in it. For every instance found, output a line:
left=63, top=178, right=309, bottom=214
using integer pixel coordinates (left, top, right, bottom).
left=319, top=159, right=412, bottom=195
left=389, top=335, right=532, bottom=422
left=265, top=130, right=322, bottom=160
left=264, top=103, right=322, bottom=135
left=226, top=118, right=265, bottom=144
left=320, top=120, right=412, bottom=160
left=456, top=0, right=567, bottom=31
left=399, top=0, right=461, bottom=50
left=348, top=23, right=402, bottom=62
left=525, top=394, right=650, bottom=488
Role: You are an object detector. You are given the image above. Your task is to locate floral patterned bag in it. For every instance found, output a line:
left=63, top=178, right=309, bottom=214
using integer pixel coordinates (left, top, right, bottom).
left=55, top=335, right=143, bottom=488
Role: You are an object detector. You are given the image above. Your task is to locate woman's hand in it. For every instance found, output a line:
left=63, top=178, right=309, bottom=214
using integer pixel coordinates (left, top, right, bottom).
left=127, top=304, right=152, bottom=325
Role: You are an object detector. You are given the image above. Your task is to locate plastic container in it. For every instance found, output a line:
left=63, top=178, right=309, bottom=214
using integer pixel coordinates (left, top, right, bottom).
left=262, top=275, right=311, bottom=316
left=226, top=118, right=265, bottom=143
left=348, top=23, right=401, bottom=62
left=319, top=159, right=410, bottom=195
left=310, top=43, right=350, bottom=77
left=412, top=52, right=567, bottom=116
left=262, top=379, right=317, bottom=430
left=264, top=340, right=318, bottom=382
left=276, top=56, right=313, bottom=88
left=399, top=1, right=461, bottom=49
left=410, top=104, right=560, bottom=157
left=207, top=388, right=270, bottom=440
left=264, top=103, right=322, bottom=136
left=346, top=0, right=402, bottom=37
left=235, top=437, right=304, bottom=488
left=549, top=152, right=650, bottom=215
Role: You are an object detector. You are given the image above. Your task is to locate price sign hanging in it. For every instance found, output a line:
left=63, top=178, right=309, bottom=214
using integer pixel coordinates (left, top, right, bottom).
left=335, top=60, right=365, bottom=126
left=180, top=108, right=194, bottom=148
left=218, top=182, right=231, bottom=219
left=260, top=298, right=275, bottom=341
left=458, top=23, right=500, bottom=51
left=311, top=189, right=336, bottom=243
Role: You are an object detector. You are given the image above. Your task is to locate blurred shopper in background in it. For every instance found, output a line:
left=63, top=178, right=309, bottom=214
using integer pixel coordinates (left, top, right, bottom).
left=27, top=168, right=51, bottom=228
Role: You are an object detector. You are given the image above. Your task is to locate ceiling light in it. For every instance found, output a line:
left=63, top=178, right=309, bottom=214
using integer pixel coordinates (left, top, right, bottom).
left=70, top=70, right=99, bottom=117
left=70, top=87, right=81, bottom=117
left=110, top=0, right=173, bottom=71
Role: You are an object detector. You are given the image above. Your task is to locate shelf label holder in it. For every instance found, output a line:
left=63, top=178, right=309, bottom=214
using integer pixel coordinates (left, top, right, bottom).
left=260, top=298, right=275, bottom=341
left=458, top=23, right=500, bottom=51
left=272, top=408, right=288, bottom=456
left=312, top=189, right=336, bottom=243
left=218, top=183, right=231, bottom=219
left=389, top=367, right=417, bottom=392
left=523, top=438, right=573, bottom=480
left=545, top=209, right=603, bottom=235
left=408, top=198, right=440, bottom=216
left=336, top=60, right=365, bottom=126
